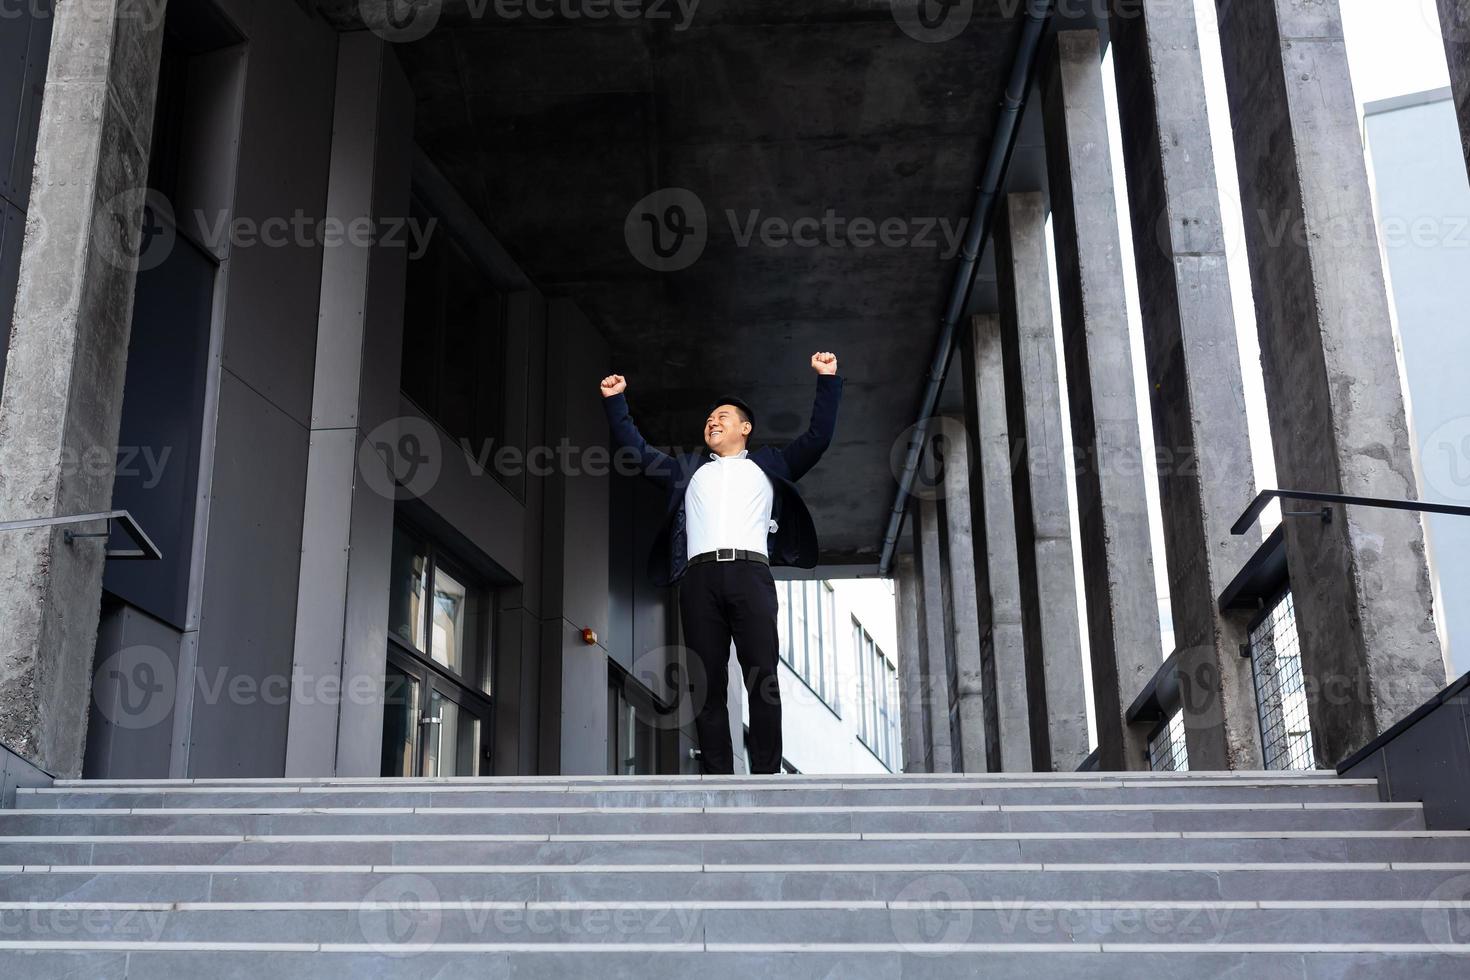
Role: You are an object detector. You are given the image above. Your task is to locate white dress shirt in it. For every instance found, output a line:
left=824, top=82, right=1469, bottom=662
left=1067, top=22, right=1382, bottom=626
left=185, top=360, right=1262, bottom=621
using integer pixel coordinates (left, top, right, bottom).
left=685, top=450, right=775, bottom=560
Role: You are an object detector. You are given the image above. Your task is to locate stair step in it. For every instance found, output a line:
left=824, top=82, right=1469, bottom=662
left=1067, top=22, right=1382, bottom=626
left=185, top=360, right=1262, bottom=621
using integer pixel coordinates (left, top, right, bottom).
left=4, top=774, right=1460, bottom=975
left=0, top=801, right=1425, bottom=835
left=0, top=832, right=1464, bottom=867
left=15, top=781, right=1382, bottom=811
left=0, top=901, right=1464, bottom=946
left=5, top=864, right=1469, bottom=903
left=2, top=946, right=1468, bottom=979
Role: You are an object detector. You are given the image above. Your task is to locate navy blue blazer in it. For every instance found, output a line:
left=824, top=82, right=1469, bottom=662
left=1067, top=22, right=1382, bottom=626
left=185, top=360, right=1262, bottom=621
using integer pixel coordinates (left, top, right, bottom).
left=602, top=375, right=843, bottom=587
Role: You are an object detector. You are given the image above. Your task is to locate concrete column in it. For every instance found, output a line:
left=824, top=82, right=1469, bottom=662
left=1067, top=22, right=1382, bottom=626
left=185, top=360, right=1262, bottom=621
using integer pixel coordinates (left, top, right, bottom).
left=937, top=422, right=991, bottom=772
left=994, top=192, right=1092, bottom=772
left=1109, top=0, right=1261, bottom=770
left=1043, top=30, right=1164, bottom=771
left=1215, top=0, right=1447, bottom=764
left=1437, top=1, right=1470, bottom=180
left=893, top=553, right=932, bottom=772
left=961, top=315, right=1036, bottom=772
left=914, top=493, right=958, bottom=773
left=285, top=36, right=414, bottom=777
left=0, top=1, right=167, bottom=775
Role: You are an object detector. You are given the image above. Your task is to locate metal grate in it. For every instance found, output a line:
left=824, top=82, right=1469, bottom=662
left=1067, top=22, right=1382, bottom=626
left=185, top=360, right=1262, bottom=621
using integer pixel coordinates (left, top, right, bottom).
left=1248, top=591, right=1315, bottom=770
left=1147, top=711, right=1189, bottom=772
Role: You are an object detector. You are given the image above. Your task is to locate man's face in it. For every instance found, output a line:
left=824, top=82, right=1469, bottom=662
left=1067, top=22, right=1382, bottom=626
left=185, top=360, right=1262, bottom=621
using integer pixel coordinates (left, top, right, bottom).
left=704, top=404, right=751, bottom=455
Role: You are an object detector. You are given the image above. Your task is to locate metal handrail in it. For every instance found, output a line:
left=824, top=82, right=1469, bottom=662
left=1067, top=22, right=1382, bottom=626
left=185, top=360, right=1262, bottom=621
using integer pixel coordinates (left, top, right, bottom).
left=1231, top=488, right=1470, bottom=536
left=0, top=510, right=162, bottom=560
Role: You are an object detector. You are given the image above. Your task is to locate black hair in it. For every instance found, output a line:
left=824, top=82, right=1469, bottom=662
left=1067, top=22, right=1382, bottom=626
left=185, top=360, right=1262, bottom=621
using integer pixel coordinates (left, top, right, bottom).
left=705, top=396, right=755, bottom=430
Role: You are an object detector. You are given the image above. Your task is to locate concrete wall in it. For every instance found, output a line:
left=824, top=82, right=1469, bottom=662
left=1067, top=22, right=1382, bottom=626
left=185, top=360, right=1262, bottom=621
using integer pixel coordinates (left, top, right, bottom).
left=1364, top=91, right=1470, bottom=680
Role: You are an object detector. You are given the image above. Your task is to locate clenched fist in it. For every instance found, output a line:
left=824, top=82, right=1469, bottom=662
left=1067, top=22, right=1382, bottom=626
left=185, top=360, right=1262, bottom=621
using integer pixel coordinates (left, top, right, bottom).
left=811, top=351, right=838, bottom=376
left=600, top=374, right=627, bottom=398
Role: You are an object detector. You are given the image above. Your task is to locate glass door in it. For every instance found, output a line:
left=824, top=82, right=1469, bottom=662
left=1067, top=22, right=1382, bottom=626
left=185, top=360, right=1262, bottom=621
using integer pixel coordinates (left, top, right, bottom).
left=382, top=518, right=495, bottom=777
left=421, top=676, right=488, bottom=778
left=381, top=654, right=421, bottom=778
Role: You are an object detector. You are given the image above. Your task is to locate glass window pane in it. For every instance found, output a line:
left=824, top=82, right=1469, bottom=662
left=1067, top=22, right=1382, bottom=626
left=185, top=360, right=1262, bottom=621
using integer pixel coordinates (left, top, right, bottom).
left=790, top=583, right=805, bottom=669
left=811, top=581, right=823, bottom=681
left=425, top=689, right=480, bottom=778
left=430, top=565, right=469, bottom=675
left=388, top=526, right=428, bottom=652
left=380, top=663, right=420, bottom=777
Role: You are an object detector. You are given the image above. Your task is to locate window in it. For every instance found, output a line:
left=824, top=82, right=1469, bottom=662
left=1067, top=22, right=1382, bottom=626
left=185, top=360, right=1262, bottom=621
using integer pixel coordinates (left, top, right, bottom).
left=388, top=522, right=490, bottom=693
left=607, top=671, right=668, bottom=776
left=382, top=518, right=494, bottom=779
left=853, top=618, right=899, bottom=771
left=401, top=195, right=506, bottom=462
left=776, top=580, right=839, bottom=713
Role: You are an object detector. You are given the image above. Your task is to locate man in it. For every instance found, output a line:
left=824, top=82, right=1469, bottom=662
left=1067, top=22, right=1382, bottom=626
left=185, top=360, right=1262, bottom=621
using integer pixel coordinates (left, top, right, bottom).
left=599, top=353, right=842, bottom=774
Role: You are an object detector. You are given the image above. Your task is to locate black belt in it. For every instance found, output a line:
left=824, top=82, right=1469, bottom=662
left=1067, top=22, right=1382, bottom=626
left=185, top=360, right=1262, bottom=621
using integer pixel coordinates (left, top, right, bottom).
left=688, top=548, right=769, bottom=567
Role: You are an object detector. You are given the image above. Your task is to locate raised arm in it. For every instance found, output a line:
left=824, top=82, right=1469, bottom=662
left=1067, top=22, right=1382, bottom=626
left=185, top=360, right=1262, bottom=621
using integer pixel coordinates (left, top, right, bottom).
left=780, top=353, right=843, bottom=481
left=600, top=374, right=679, bottom=488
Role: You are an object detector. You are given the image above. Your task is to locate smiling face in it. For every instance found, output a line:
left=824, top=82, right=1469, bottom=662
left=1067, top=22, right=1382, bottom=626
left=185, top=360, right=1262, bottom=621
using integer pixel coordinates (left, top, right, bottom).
left=704, top=403, right=752, bottom=456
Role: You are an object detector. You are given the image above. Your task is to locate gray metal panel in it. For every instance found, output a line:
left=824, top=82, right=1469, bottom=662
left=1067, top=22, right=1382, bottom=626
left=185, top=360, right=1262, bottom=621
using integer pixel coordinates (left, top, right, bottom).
left=187, top=0, right=340, bottom=777
left=402, top=394, right=529, bottom=584
left=0, top=737, right=52, bottom=807
left=1342, top=678, right=1470, bottom=830
left=190, top=370, right=309, bottom=777
left=103, top=234, right=217, bottom=629
left=84, top=604, right=183, bottom=780
left=0, top=0, right=50, bottom=209
left=546, top=297, right=610, bottom=643
left=0, top=201, right=21, bottom=393
left=214, top=5, right=337, bottom=427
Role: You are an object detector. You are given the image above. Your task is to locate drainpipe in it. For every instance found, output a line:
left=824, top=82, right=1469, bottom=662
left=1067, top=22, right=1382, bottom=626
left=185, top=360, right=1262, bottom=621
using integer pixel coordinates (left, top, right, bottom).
left=877, top=0, right=1054, bottom=576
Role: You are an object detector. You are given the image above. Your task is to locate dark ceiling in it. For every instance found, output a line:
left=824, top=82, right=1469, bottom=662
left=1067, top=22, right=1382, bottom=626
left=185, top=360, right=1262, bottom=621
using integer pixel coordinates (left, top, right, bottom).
left=320, top=1, right=1035, bottom=568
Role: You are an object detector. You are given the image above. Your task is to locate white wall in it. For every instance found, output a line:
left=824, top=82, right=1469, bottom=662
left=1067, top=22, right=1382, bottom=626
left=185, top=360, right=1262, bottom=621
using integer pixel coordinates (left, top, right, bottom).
left=739, top=575, right=899, bottom=774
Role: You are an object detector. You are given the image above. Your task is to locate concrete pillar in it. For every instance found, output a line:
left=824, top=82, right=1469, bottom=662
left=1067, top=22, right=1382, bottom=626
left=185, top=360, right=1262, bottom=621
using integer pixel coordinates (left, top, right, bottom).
left=1437, top=1, right=1470, bottom=181
left=995, top=192, right=1092, bottom=772
left=1109, top=0, right=1262, bottom=771
left=0, top=1, right=167, bottom=775
left=961, top=315, right=1036, bottom=772
left=1042, top=30, right=1164, bottom=771
left=893, top=553, right=932, bottom=772
left=937, top=422, right=991, bottom=772
left=285, top=36, right=414, bottom=777
left=913, top=493, right=958, bottom=773
left=1215, top=0, right=1447, bottom=764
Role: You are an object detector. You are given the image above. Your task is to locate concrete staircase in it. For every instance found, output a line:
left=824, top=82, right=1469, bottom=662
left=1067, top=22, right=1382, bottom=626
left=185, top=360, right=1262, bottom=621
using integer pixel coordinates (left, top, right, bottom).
left=1, top=771, right=1468, bottom=977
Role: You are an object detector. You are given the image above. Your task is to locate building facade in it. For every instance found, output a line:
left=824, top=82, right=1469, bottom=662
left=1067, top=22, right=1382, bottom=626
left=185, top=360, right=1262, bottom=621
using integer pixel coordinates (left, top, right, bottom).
left=0, top=0, right=1464, bottom=784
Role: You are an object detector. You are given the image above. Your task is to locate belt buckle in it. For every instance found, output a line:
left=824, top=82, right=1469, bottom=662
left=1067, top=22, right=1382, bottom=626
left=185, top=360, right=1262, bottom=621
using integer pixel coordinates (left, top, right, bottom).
left=715, top=548, right=736, bottom=562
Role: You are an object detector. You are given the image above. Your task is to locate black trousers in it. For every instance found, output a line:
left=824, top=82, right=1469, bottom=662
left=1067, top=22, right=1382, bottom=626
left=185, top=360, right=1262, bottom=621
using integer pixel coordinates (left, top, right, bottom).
left=677, top=559, right=783, bottom=775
